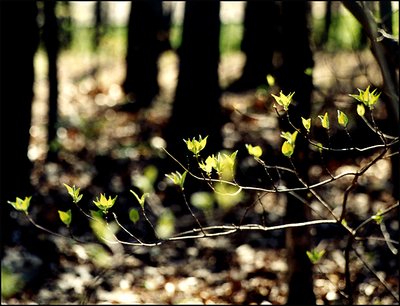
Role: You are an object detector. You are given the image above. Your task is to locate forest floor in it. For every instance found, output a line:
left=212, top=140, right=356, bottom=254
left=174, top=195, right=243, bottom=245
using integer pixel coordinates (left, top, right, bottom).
left=2, top=48, right=399, bottom=305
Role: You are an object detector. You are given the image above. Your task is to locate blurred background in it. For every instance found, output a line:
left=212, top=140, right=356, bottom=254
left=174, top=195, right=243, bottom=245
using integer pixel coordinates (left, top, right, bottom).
left=1, top=1, right=399, bottom=304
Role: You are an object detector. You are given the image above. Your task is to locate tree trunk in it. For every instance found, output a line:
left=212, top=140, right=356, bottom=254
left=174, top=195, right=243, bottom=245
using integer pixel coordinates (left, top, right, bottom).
left=122, top=0, right=165, bottom=108
left=165, top=1, right=222, bottom=160
left=42, top=0, right=60, bottom=161
left=0, top=0, right=39, bottom=253
left=277, top=2, right=316, bottom=304
left=226, top=1, right=279, bottom=92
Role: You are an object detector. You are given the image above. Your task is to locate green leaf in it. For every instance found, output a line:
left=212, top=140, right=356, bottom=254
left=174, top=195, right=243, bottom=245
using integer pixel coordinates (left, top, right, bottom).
left=129, top=208, right=140, bottom=224
left=318, top=112, right=330, bottom=129
left=282, top=141, right=294, bottom=157
left=246, top=144, right=263, bottom=158
left=63, top=183, right=83, bottom=204
left=349, top=85, right=381, bottom=109
left=184, top=135, right=208, bottom=157
left=214, top=182, right=243, bottom=211
left=93, top=193, right=117, bottom=213
left=301, top=117, right=311, bottom=132
left=357, top=104, right=365, bottom=117
left=271, top=91, right=295, bottom=111
left=7, top=196, right=31, bottom=214
left=266, top=74, right=275, bottom=86
left=280, top=130, right=298, bottom=145
left=337, top=110, right=349, bottom=127
left=130, top=190, right=149, bottom=209
left=304, top=67, right=313, bottom=76
left=156, top=209, right=175, bottom=239
left=165, top=171, right=187, bottom=190
left=191, top=191, right=214, bottom=211
left=199, top=155, right=216, bottom=175
left=58, top=209, right=72, bottom=227
left=306, top=249, right=325, bottom=264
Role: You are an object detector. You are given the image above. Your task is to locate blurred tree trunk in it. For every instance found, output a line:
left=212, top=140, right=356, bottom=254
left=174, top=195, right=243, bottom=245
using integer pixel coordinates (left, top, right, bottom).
left=277, top=2, right=316, bottom=304
left=122, top=0, right=167, bottom=109
left=320, top=1, right=332, bottom=47
left=93, top=1, right=108, bottom=51
left=42, top=0, right=60, bottom=161
left=0, top=1, right=39, bottom=253
left=225, top=1, right=279, bottom=92
left=58, top=1, right=72, bottom=50
left=165, top=1, right=222, bottom=159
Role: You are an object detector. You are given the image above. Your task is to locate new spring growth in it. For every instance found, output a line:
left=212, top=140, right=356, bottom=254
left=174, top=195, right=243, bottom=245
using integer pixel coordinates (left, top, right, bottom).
left=357, top=104, right=365, bottom=117
left=246, top=144, right=263, bottom=158
left=63, top=183, right=83, bottom=204
left=349, top=85, right=381, bottom=110
left=93, top=193, right=117, bottom=214
left=184, top=135, right=208, bottom=157
left=306, top=248, right=326, bottom=264
left=58, top=210, right=72, bottom=227
left=280, top=130, right=298, bottom=158
left=271, top=91, right=295, bottom=111
left=318, top=112, right=330, bottom=129
left=337, top=110, right=349, bottom=127
left=199, top=155, right=216, bottom=175
left=165, top=171, right=187, bottom=190
left=7, top=196, right=31, bottom=214
left=130, top=190, right=149, bottom=209
left=301, top=117, right=311, bottom=133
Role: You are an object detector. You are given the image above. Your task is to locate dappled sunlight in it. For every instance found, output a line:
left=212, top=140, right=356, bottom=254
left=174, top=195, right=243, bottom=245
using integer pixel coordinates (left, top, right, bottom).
left=2, top=1, right=398, bottom=305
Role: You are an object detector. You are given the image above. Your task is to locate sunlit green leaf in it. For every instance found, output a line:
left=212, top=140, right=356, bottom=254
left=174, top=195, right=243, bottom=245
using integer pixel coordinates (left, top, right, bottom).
left=130, top=190, right=149, bottom=209
left=93, top=193, right=117, bottom=214
left=282, top=141, right=294, bottom=157
left=349, top=85, right=381, bottom=109
left=357, top=104, right=365, bottom=116
left=337, top=110, right=349, bottom=127
left=199, top=155, right=216, bottom=175
left=271, top=91, right=295, bottom=111
left=184, top=135, right=208, bottom=157
left=306, top=248, right=325, bottom=264
left=90, top=211, right=119, bottom=244
left=266, top=74, right=275, bottom=86
left=165, top=171, right=187, bottom=190
left=318, top=112, right=330, bottom=129
left=63, top=183, right=83, bottom=204
left=58, top=209, right=72, bottom=227
left=214, top=183, right=242, bottom=211
left=301, top=117, right=311, bottom=132
left=7, top=196, right=31, bottom=214
left=246, top=144, right=263, bottom=158
left=280, top=130, right=298, bottom=145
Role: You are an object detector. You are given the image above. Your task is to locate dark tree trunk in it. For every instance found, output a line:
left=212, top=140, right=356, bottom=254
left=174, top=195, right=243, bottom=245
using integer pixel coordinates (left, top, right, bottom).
left=320, top=0, right=332, bottom=48
left=58, top=1, right=72, bottom=50
left=42, top=0, right=60, bottom=161
left=94, top=1, right=107, bottom=51
left=226, top=1, right=279, bottom=92
left=165, top=1, right=222, bottom=159
left=0, top=1, right=39, bottom=253
left=277, top=2, right=316, bottom=305
left=122, top=0, right=166, bottom=109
